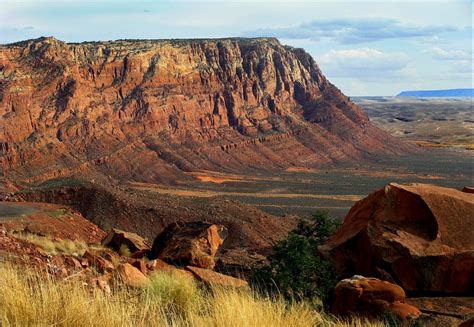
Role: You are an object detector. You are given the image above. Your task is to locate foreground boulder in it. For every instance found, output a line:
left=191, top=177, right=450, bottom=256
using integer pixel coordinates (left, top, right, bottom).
left=83, top=250, right=114, bottom=273
left=186, top=266, right=248, bottom=288
left=332, top=275, right=421, bottom=320
left=149, top=222, right=228, bottom=269
left=102, top=229, right=150, bottom=254
left=320, top=183, right=474, bottom=294
left=116, top=263, right=150, bottom=288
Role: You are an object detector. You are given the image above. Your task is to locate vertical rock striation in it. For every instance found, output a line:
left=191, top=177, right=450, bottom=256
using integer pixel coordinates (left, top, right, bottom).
left=0, top=37, right=411, bottom=182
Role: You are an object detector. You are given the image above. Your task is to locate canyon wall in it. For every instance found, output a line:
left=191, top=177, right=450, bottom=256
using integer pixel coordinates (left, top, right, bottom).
left=0, top=37, right=410, bottom=182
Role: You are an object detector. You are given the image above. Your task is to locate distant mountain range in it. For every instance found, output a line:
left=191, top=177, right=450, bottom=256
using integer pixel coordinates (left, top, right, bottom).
left=397, top=88, right=473, bottom=97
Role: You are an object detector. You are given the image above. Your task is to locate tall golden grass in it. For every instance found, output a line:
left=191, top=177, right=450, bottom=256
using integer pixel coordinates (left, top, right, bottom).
left=0, top=263, right=383, bottom=327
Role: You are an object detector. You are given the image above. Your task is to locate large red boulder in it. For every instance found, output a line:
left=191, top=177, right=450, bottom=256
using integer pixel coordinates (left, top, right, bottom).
left=148, top=222, right=227, bottom=269
left=332, top=275, right=421, bottom=320
left=320, top=183, right=474, bottom=294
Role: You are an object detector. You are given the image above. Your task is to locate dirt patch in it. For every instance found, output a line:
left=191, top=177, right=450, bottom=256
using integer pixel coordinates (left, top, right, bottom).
left=0, top=202, right=105, bottom=243
left=337, top=168, right=445, bottom=180
left=190, top=173, right=246, bottom=184
left=285, top=167, right=321, bottom=173
left=253, top=204, right=349, bottom=209
left=129, top=182, right=363, bottom=202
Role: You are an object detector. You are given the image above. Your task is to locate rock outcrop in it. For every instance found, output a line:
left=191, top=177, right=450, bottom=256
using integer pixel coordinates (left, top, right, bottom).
left=83, top=250, right=114, bottom=273
left=0, top=37, right=410, bottom=182
left=332, top=275, right=421, bottom=320
left=102, top=228, right=151, bottom=254
left=186, top=265, right=248, bottom=288
left=17, top=180, right=298, bottom=271
left=116, top=263, right=150, bottom=288
left=149, top=221, right=227, bottom=269
left=321, top=183, right=474, bottom=295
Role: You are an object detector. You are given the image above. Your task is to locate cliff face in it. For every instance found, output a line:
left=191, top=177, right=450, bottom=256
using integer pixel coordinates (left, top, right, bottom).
left=0, top=37, right=409, bottom=182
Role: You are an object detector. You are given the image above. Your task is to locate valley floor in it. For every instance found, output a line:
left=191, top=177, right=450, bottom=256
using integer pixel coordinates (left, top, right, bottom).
left=129, top=150, right=472, bottom=219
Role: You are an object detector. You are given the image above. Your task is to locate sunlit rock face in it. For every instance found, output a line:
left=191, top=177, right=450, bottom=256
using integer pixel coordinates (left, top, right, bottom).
left=0, top=37, right=409, bottom=182
left=321, top=183, right=474, bottom=295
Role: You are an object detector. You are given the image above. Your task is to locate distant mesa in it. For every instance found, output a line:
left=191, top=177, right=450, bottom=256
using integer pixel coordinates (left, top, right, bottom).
left=0, top=36, right=413, bottom=183
left=397, top=88, right=474, bottom=97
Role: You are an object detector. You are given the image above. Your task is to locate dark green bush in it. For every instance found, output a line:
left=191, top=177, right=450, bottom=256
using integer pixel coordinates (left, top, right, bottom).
left=252, top=211, right=341, bottom=305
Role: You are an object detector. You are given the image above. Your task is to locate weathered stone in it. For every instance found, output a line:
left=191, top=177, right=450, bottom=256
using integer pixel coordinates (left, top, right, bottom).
left=130, top=249, right=148, bottom=259
left=321, top=183, right=474, bottom=294
left=116, top=263, right=149, bottom=288
left=332, top=275, right=420, bottom=320
left=102, top=229, right=150, bottom=254
left=186, top=265, right=248, bottom=288
left=83, top=250, right=114, bottom=273
left=0, top=37, right=411, bottom=183
left=129, top=259, right=148, bottom=275
left=149, top=222, right=227, bottom=269
left=63, top=255, right=82, bottom=269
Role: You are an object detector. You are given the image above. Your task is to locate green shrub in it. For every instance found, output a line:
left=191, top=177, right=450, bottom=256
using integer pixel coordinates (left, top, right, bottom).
left=118, top=244, right=131, bottom=257
left=253, top=211, right=340, bottom=305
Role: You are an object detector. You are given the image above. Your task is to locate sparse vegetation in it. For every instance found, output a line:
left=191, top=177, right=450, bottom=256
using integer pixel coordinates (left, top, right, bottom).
left=253, top=211, right=341, bottom=305
left=355, top=97, right=474, bottom=150
left=22, top=177, right=88, bottom=191
left=12, top=233, right=88, bottom=256
left=118, top=244, right=132, bottom=257
left=48, top=208, right=68, bottom=219
left=0, top=263, right=384, bottom=327
left=144, top=271, right=205, bottom=318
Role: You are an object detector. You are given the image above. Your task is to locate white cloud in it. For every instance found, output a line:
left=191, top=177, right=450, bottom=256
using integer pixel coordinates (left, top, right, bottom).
left=244, top=18, right=458, bottom=44
left=424, top=47, right=471, bottom=61
left=318, top=48, right=411, bottom=80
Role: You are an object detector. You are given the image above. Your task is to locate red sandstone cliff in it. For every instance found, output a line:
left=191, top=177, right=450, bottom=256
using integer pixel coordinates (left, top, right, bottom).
left=0, top=37, right=410, bottom=182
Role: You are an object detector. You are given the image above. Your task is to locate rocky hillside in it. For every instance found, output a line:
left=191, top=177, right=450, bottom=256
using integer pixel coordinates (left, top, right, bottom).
left=9, top=178, right=298, bottom=271
left=0, top=37, right=410, bottom=182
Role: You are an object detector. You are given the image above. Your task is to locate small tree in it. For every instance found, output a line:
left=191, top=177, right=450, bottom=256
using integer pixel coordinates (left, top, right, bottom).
left=253, top=211, right=340, bottom=305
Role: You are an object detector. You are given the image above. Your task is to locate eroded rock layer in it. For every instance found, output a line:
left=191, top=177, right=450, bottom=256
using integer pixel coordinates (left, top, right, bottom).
left=0, top=37, right=409, bottom=182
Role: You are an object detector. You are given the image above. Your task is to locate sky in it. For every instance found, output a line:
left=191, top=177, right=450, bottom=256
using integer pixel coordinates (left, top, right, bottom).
left=0, top=0, right=472, bottom=96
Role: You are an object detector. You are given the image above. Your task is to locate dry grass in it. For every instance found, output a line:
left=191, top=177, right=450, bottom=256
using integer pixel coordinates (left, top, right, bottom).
left=0, top=263, right=384, bottom=327
left=12, top=233, right=88, bottom=256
